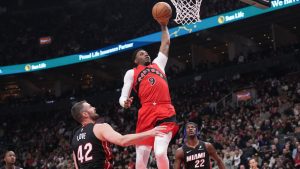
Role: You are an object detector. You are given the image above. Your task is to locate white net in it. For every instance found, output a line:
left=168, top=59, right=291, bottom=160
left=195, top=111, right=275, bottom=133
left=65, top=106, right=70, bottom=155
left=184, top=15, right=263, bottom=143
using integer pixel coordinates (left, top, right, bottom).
left=170, top=0, right=203, bottom=25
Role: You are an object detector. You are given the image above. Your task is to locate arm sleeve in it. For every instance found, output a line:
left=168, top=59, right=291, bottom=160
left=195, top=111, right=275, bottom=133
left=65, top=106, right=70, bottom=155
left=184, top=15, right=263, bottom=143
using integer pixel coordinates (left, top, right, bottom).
left=153, top=52, right=168, bottom=73
left=119, top=69, right=134, bottom=107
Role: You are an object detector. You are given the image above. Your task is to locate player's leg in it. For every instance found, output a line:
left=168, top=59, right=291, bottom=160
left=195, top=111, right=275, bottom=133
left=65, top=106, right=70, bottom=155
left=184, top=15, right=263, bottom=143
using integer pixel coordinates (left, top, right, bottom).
left=136, top=145, right=152, bottom=169
left=154, top=132, right=172, bottom=169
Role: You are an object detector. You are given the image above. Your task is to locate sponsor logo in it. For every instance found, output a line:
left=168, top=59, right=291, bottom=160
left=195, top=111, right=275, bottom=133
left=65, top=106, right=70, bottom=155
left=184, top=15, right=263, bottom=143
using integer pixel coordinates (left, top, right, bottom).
left=218, top=11, right=245, bottom=24
left=25, top=63, right=47, bottom=71
left=25, top=64, right=31, bottom=71
left=218, top=16, right=225, bottom=24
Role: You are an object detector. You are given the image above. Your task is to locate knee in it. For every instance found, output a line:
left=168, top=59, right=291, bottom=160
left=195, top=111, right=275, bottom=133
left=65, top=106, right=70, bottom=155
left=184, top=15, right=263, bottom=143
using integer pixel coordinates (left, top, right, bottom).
left=135, top=160, right=147, bottom=169
left=154, top=148, right=168, bottom=159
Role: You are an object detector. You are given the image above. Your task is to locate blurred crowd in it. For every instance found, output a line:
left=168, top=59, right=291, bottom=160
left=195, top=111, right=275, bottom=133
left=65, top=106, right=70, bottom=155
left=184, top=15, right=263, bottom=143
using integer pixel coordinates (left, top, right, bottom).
left=0, top=109, right=76, bottom=169
left=0, top=0, right=246, bottom=66
left=167, top=42, right=300, bottom=79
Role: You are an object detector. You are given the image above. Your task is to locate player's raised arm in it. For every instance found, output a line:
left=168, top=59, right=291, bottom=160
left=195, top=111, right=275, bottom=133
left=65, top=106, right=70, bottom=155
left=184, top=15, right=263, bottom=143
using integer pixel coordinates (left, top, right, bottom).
left=153, top=2, right=171, bottom=57
left=153, top=21, right=170, bottom=72
left=159, top=25, right=170, bottom=57
left=174, top=147, right=184, bottom=169
left=119, top=69, right=134, bottom=108
left=94, top=123, right=166, bottom=147
left=206, top=143, right=226, bottom=169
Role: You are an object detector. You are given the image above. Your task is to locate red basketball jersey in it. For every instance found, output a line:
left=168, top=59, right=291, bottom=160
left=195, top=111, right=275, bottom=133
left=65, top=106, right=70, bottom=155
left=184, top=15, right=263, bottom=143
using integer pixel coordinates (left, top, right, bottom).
left=132, top=63, right=171, bottom=104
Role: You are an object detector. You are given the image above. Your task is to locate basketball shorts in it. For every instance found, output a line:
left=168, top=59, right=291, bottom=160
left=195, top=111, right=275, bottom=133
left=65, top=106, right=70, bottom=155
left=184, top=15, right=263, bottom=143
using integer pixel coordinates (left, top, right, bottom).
left=136, top=103, right=179, bottom=146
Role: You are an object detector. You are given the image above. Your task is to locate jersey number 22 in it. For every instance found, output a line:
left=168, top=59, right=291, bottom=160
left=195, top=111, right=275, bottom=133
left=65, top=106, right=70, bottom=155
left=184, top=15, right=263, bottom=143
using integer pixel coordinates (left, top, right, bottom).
left=195, top=159, right=205, bottom=168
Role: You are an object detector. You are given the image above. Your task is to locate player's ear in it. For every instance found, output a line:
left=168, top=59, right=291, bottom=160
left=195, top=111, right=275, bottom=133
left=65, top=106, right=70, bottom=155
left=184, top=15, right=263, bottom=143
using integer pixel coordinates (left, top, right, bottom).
left=134, top=58, right=138, bottom=65
left=81, top=111, right=88, bottom=118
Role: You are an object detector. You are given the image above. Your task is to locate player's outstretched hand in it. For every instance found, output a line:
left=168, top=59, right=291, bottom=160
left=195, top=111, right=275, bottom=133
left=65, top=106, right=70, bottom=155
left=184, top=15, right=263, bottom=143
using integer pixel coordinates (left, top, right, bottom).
left=124, top=97, right=133, bottom=109
left=148, top=126, right=167, bottom=137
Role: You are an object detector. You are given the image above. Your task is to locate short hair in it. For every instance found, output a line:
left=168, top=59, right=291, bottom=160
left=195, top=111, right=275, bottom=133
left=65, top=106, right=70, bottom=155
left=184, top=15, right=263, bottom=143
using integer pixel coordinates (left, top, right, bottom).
left=3, top=150, right=13, bottom=159
left=132, top=48, right=144, bottom=62
left=71, top=100, right=87, bottom=123
left=185, top=121, right=198, bottom=128
left=2, top=151, right=8, bottom=159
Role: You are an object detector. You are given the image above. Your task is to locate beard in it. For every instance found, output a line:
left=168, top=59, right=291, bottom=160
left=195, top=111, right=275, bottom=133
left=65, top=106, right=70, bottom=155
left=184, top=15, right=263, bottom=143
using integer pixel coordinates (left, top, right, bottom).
left=144, top=61, right=151, bottom=66
left=90, top=113, right=100, bottom=121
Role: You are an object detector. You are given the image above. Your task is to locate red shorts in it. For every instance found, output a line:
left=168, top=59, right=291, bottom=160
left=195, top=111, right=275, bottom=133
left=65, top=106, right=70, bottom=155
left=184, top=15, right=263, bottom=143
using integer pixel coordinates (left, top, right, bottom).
left=136, top=103, right=179, bottom=146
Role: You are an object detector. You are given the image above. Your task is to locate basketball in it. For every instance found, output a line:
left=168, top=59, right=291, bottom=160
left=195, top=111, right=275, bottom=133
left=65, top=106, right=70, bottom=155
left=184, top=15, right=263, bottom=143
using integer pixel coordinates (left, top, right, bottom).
left=152, top=2, right=172, bottom=25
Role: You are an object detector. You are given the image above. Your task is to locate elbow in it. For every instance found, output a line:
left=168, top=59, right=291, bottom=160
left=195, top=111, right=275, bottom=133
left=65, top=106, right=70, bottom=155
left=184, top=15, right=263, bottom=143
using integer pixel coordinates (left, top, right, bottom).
left=163, top=39, right=170, bottom=45
left=119, top=142, right=126, bottom=147
left=119, top=97, right=125, bottom=107
left=119, top=137, right=130, bottom=147
left=120, top=142, right=129, bottom=147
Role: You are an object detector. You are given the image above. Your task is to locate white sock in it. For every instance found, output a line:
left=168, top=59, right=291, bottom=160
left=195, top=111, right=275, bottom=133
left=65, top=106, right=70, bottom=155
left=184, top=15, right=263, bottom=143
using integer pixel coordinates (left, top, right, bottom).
left=136, top=145, right=152, bottom=169
left=154, top=132, right=172, bottom=169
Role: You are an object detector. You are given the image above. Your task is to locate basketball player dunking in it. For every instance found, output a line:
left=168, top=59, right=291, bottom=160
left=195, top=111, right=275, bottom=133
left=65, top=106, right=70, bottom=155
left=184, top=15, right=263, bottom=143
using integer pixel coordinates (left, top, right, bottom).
left=174, top=122, right=225, bottom=169
left=70, top=101, right=166, bottom=169
left=119, top=21, right=178, bottom=168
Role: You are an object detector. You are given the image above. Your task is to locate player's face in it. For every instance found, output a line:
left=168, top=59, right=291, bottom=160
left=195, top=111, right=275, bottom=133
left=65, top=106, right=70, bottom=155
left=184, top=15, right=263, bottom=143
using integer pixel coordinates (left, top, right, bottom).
left=186, top=123, right=197, bottom=137
left=82, top=103, right=99, bottom=121
left=135, top=50, right=151, bottom=66
left=4, top=151, right=16, bottom=164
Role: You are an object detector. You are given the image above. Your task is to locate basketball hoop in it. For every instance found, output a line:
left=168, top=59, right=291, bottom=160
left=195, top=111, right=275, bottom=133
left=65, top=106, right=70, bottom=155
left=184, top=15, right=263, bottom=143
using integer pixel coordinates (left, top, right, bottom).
left=170, top=0, right=203, bottom=25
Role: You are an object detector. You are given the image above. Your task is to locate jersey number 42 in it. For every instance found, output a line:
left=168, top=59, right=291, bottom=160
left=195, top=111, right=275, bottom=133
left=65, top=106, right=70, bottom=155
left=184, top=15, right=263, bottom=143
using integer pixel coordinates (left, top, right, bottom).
left=77, top=143, right=93, bottom=163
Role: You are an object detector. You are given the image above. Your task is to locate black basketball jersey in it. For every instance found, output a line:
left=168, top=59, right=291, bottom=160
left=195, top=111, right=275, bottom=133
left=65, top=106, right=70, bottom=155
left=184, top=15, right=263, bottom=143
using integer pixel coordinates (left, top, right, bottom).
left=182, top=141, right=211, bottom=169
left=71, top=123, right=112, bottom=169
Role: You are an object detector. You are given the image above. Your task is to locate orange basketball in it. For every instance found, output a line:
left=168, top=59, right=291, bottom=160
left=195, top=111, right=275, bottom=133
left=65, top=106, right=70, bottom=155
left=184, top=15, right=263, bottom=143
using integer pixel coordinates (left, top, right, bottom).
left=152, top=2, right=172, bottom=24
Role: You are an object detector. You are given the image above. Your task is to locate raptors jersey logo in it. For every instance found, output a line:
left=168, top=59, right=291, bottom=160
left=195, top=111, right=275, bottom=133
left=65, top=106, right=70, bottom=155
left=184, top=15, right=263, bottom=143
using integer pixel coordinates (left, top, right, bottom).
left=133, top=63, right=171, bottom=104
left=148, top=77, right=156, bottom=86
